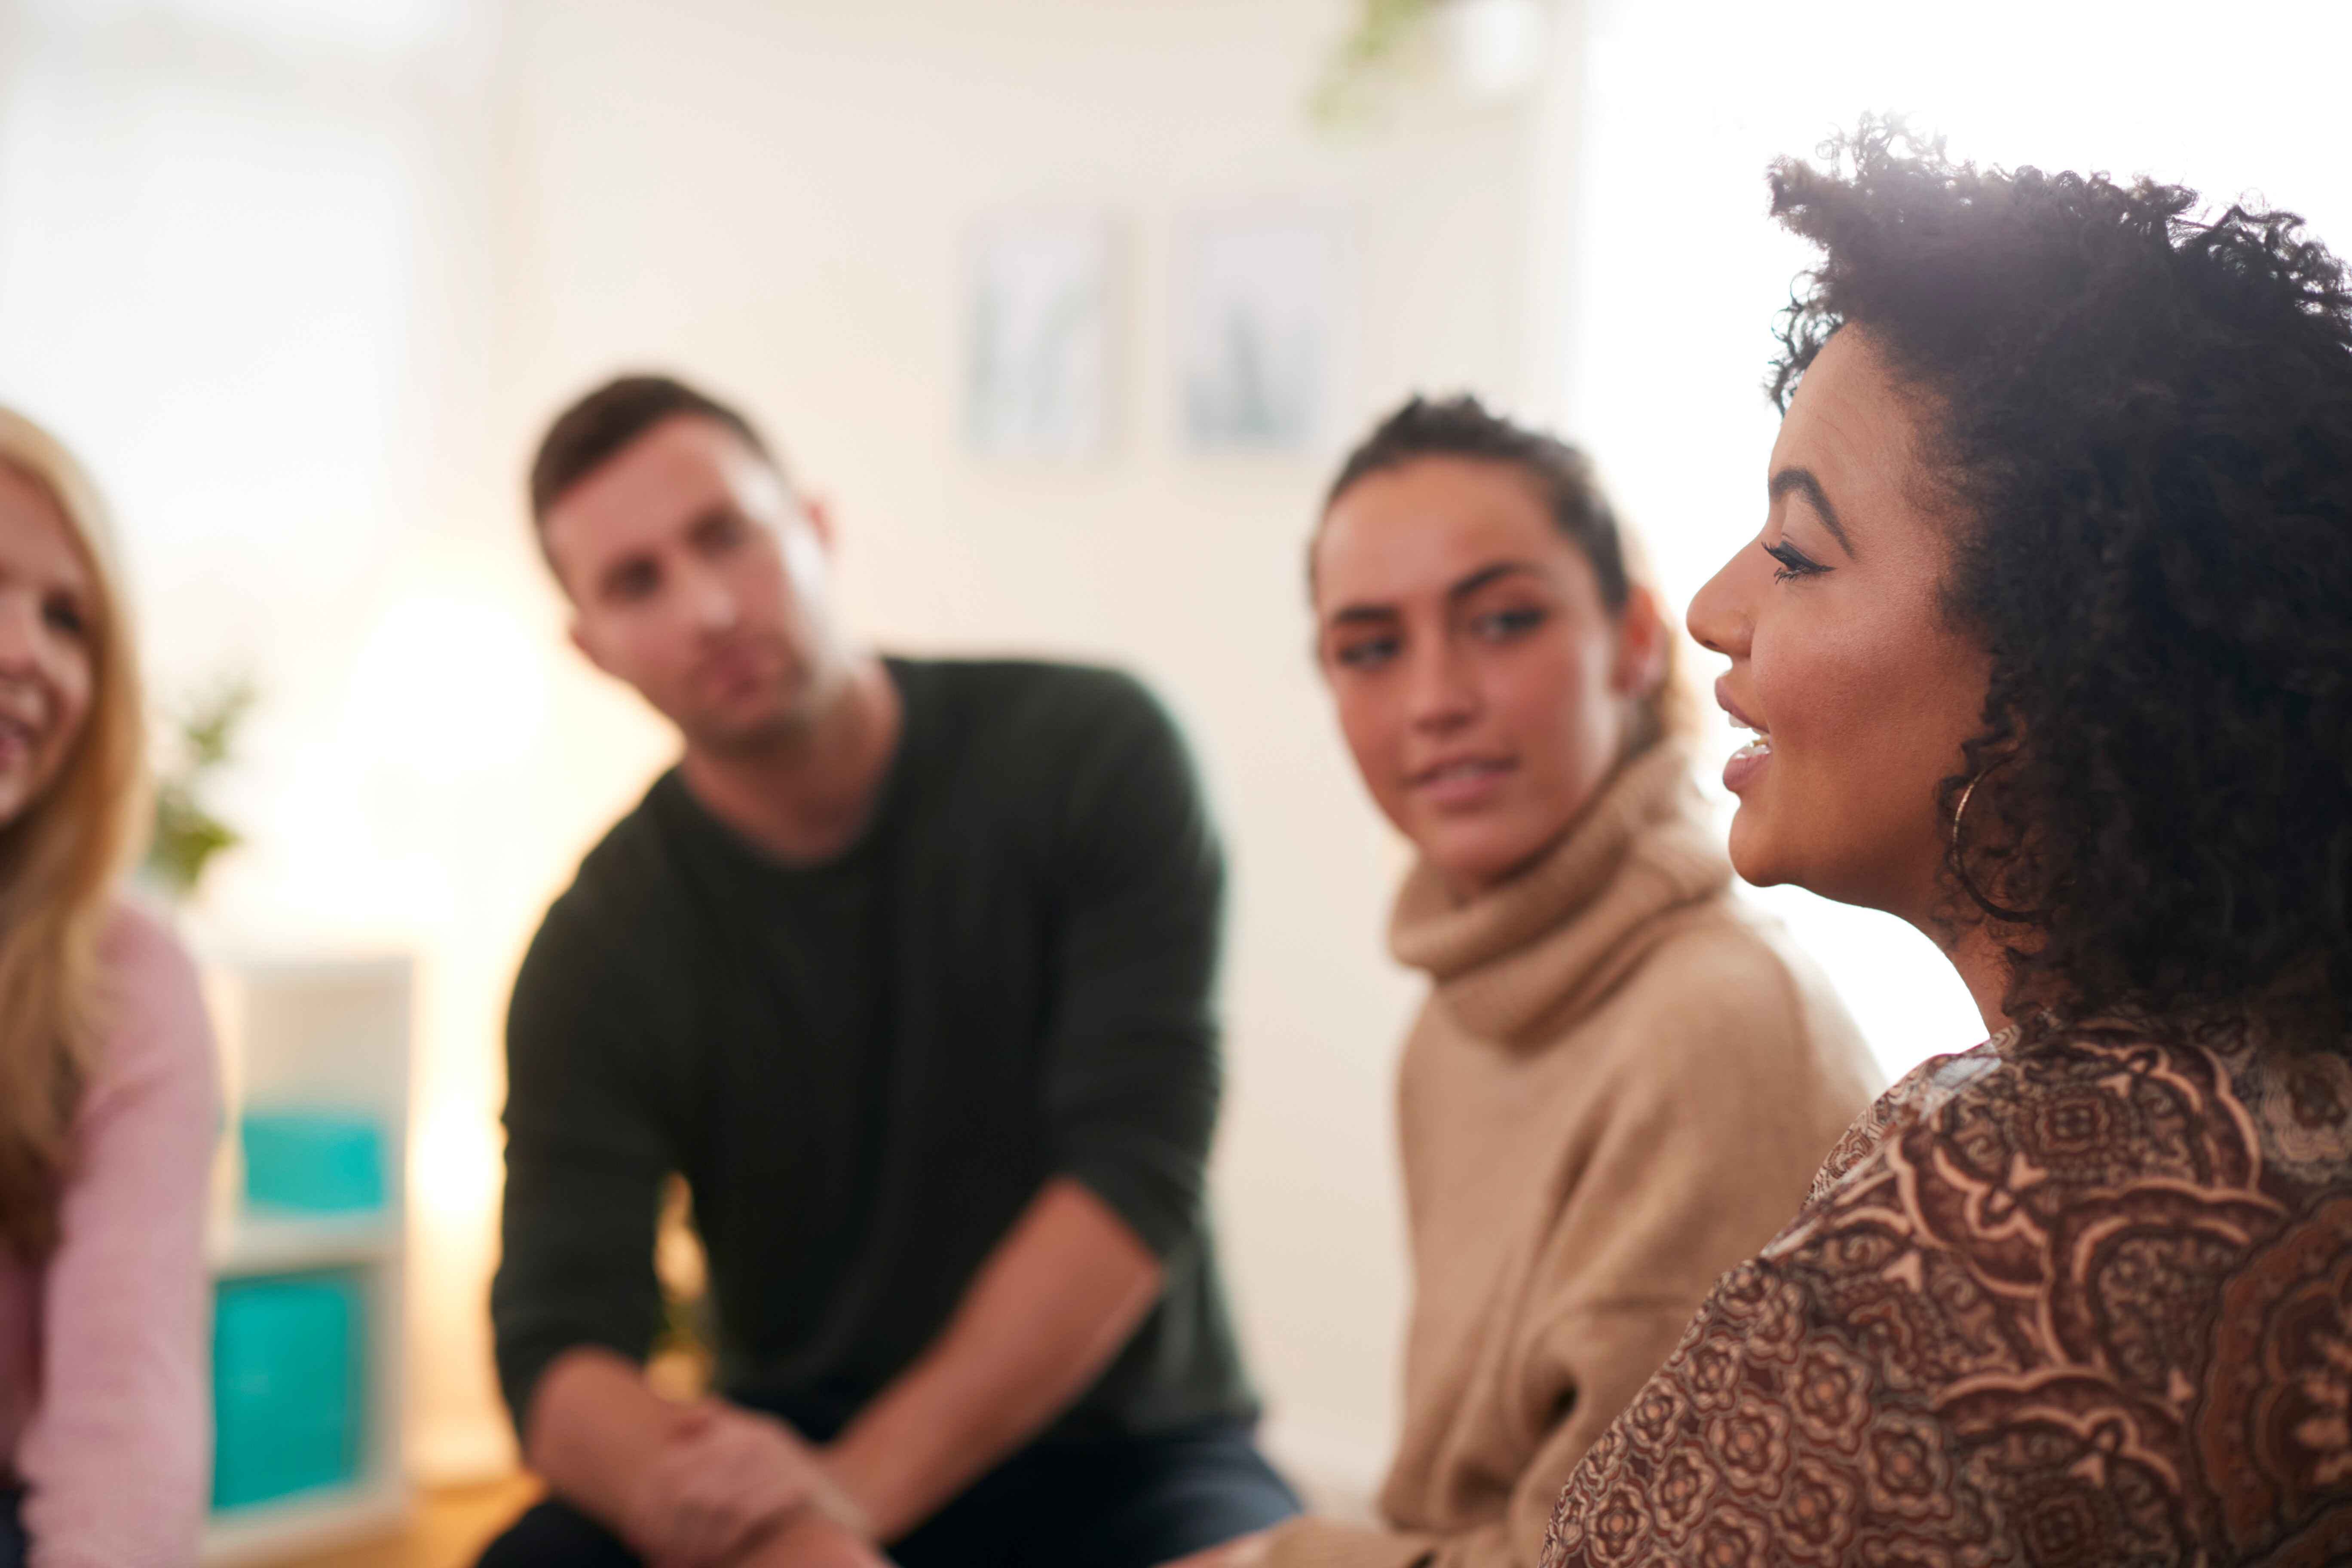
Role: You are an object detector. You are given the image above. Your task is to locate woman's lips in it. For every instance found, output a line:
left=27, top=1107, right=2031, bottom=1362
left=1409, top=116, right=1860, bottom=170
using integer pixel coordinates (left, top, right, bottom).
left=1412, top=755, right=1516, bottom=809
left=1722, top=733, right=1771, bottom=794
left=0, top=717, right=34, bottom=776
left=1713, top=676, right=1771, bottom=795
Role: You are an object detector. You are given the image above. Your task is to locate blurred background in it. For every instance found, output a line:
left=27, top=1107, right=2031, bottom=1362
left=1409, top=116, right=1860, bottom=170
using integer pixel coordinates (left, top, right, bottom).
left=4, top=0, right=2348, bottom=1558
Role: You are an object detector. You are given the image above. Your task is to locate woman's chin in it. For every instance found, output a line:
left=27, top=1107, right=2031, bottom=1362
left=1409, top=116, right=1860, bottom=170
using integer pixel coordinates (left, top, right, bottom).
left=1724, top=808, right=1789, bottom=889
left=1421, top=826, right=1550, bottom=897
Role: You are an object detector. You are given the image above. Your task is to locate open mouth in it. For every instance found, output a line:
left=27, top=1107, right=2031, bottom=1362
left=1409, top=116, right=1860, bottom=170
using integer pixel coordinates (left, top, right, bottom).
left=0, top=714, right=36, bottom=769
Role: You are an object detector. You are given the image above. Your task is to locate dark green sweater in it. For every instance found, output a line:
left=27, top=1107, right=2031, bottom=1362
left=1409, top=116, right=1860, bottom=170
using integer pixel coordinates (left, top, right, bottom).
left=491, top=657, right=1256, bottom=1441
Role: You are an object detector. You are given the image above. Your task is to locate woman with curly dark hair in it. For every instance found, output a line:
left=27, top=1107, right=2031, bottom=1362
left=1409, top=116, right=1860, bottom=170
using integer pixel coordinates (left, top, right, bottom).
left=1537, top=122, right=2352, bottom=1566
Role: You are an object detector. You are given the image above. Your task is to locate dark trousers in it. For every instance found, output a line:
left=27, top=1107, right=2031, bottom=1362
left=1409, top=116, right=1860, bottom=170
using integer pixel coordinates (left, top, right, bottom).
left=0, top=1488, right=20, bottom=1568
left=476, top=1413, right=1299, bottom=1568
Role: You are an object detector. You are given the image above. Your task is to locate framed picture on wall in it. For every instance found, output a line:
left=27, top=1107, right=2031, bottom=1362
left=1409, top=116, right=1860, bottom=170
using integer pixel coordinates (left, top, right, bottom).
left=965, top=211, right=1116, bottom=460
left=1174, top=210, right=1347, bottom=455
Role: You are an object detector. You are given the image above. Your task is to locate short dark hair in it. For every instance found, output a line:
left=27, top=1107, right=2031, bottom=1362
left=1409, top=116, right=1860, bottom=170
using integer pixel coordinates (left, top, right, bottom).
left=1318, top=394, right=1631, bottom=609
left=1769, top=118, right=2352, bottom=1038
left=527, top=373, right=776, bottom=523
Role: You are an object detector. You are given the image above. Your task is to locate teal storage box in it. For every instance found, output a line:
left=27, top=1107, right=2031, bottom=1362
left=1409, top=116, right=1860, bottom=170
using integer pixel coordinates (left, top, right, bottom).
left=212, top=1272, right=364, bottom=1510
left=241, top=1111, right=386, bottom=1214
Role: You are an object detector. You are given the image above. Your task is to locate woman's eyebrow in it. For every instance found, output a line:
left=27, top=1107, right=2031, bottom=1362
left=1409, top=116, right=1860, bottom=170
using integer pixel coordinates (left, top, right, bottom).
left=1445, top=560, right=1543, bottom=600
left=1768, top=467, right=1857, bottom=557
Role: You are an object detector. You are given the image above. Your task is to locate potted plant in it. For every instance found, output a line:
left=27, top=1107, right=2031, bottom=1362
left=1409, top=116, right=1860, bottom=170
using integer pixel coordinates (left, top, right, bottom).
left=144, top=674, right=256, bottom=904
left=1313, top=0, right=1553, bottom=125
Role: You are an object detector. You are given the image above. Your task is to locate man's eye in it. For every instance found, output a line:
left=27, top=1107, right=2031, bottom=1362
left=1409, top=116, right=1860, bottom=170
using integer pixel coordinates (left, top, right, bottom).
left=1334, top=635, right=1399, bottom=671
left=609, top=565, right=659, bottom=602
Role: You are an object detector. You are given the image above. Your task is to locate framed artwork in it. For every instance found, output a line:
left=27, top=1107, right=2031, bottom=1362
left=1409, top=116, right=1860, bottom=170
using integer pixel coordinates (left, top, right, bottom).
left=1174, top=211, right=1345, bottom=454
left=965, top=212, right=1115, bottom=459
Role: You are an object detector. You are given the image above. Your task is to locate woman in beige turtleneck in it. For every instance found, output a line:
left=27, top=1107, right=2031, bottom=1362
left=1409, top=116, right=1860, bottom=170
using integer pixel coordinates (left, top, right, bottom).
left=1182, top=396, right=1880, bottom=1568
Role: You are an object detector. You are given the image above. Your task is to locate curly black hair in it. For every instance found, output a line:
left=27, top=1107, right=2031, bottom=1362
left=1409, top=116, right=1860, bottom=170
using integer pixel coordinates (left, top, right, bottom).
left=1769, top=118, right=2352, bottom=1039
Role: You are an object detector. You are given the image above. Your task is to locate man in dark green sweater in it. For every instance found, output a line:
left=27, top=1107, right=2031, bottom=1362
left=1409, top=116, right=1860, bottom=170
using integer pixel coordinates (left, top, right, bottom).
left=478, top=376, right=1294, bottom=1568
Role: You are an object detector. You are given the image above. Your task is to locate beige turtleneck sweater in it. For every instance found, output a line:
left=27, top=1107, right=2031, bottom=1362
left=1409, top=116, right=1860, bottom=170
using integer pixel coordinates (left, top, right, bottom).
left=1265, top=742, right=1880, bottom=1568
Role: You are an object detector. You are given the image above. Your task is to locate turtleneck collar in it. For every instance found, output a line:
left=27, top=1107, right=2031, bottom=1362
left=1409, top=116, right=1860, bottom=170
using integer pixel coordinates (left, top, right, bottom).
left=1388, top=739, right=1732, bottom=1044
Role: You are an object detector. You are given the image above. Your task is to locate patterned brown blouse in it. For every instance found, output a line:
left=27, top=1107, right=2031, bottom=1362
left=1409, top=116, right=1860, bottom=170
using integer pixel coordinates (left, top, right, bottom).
left=1540, top=1023, right=2352, bottom=1566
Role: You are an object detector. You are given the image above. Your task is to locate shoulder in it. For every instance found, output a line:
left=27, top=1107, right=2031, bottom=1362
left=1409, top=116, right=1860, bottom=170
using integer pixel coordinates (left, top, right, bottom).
left=910, top=656, right=1185, bottom=756
left=906, top=658, right=1209, bottom=848
left=98, top=897, right=199, bottom=993
left=530, top=778, right=688, bottom=959
left=1768, top=1029, right=2274, bottom=1287
left=1607, top=896, right=1875, bottom=1091
left=511, top=781, right=698, bottom=1023
left=88, top=898, right=217, bottom=1110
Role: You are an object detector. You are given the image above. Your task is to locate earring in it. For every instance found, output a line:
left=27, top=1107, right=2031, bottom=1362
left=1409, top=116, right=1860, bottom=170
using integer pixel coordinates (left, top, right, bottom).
left=1951, top=772, right=1984, bottom=850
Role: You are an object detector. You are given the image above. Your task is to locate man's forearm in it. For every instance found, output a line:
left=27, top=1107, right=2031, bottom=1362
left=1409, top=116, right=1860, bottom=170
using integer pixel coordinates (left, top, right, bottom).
left=823, top=1177, right=1165, bottom=1541
left=524, top=1346, right=697, bottom=1545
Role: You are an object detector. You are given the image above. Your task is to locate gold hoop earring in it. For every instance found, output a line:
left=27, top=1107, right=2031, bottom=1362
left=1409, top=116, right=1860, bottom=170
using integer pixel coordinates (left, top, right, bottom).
left=1951, top=772, right=1984, bottom=850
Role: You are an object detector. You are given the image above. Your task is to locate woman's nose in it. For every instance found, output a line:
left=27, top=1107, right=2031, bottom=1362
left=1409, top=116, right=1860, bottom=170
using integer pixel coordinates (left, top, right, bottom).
left=1687, top=546, right=1752, bottom=659
left=0, top=591, right=41, bottom=671
left=1405, top=641, right=1479, bottom=730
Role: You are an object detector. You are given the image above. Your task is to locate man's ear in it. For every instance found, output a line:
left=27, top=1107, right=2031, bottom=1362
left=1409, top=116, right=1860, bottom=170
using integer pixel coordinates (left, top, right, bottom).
left=799, top=493, right=838, bottom=553
left=568, top=617, right=612, bottom=679
left=1611, top=582, right=1672, bottom=699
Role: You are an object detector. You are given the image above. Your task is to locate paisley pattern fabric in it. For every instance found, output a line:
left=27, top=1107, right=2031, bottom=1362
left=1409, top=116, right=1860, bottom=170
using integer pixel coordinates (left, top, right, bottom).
left=1540, top=1024, right=2352, bottom=1567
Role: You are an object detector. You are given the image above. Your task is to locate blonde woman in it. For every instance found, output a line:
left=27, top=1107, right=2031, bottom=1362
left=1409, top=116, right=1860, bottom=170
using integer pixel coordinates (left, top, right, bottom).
left=0, top=408, right=216, bottom=1565
left=1186, top=397, right=1880, bottom=1568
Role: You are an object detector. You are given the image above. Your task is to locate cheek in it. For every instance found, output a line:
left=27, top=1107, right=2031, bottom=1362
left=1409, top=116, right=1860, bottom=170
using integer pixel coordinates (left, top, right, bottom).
left=1330, top=680, right=1406, bottom=802
left=1754, top=595, right=1980, bottom=820
left=1753, top=612, right=1885, bottom=759
left=1494, top=629, right=1618, bottom=781
left=49, top=648, right=95, bottom=741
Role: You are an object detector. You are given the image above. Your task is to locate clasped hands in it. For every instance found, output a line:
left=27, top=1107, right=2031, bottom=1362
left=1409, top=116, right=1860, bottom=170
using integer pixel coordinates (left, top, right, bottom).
left=625, top=1400, right=886, bottom=1568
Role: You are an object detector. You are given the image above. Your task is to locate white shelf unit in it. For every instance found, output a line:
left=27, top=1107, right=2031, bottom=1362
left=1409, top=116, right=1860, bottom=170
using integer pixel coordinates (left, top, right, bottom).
left=200, top=953, right=413, bottom=1568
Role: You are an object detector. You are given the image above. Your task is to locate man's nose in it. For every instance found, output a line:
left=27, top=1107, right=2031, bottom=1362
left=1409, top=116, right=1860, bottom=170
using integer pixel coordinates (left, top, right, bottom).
left=684, top=563, right=738, bottom=632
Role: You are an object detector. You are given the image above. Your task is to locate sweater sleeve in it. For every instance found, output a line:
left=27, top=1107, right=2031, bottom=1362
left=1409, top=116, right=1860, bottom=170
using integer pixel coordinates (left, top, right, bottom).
left=1035, top=674, right=1226, bottom=1262
left=1265, top=1295, right=1702, bottom=1568
left=490, top=901, right=673, bottom=1431
left=20, top=905, right=219, bottom=1568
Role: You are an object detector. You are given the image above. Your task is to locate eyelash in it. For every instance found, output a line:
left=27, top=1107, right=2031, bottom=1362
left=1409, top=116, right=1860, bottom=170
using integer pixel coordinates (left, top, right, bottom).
left=1475, top=606, right=1547, bottom=639
left=1329, top=606, right=1547, bottom=671
left=42, top=598, right=85, bottom=639
left=1762, top=539, right=1828, bottom=582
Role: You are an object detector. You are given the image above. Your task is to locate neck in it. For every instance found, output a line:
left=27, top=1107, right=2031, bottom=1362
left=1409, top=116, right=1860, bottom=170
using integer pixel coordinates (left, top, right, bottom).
left=678, top=654, right=902, bottom=863
left=1942, top=919, right=2014, bottom=1037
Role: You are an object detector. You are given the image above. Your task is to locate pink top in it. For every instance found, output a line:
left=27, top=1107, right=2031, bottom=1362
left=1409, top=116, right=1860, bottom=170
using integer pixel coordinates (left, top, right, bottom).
left=0, top=903, right=217, bottom=1567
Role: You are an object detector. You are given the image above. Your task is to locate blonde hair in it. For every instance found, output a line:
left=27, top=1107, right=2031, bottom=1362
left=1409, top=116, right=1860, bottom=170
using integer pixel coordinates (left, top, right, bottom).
left=0, top=408, right=147, bottom=1261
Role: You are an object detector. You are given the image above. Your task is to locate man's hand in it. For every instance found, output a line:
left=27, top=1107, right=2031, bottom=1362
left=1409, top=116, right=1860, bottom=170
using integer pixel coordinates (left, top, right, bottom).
left=735, top=1510, right=894, bottom=1568
left=1156, top=1528, right=1273, bottom=1568
left=630, top=1400, right=851, bottom=1568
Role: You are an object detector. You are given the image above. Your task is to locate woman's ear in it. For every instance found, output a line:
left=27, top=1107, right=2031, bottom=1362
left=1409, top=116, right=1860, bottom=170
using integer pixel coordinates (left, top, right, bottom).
left=1610, top=582, right=1671, bottom=699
